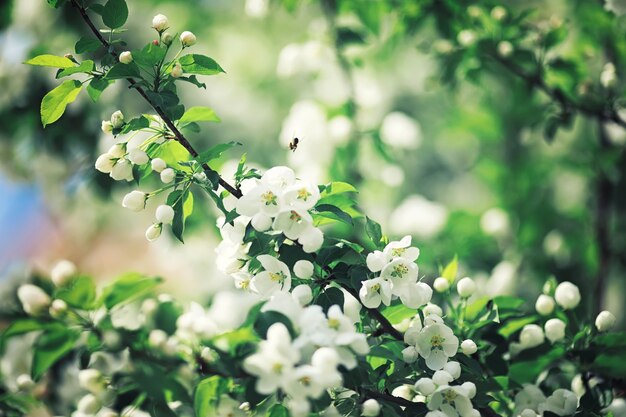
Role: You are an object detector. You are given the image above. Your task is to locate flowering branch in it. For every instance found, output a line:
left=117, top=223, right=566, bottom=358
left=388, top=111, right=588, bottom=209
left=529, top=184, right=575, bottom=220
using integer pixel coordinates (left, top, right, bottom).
left=69, top=0, right=242, bottom=198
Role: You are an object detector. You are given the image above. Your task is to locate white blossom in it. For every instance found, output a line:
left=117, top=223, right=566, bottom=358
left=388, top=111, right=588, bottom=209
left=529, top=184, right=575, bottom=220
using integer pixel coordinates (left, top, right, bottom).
left=251, top=255, right=292, bottom=298
left=17, top=284, right=51, bottom=316
left=535, top=295, right=555, bottom=316
left=119, top=51, right=133, bottom=64
left=110, top=111, right=124, bottom=128
left=160, top=168, right=176, bottom=184
left=361, top=399, right=381, bottom=417
left=152, top=14, right=169, bottom=31
left=145, top=224, right=162, bottom=242
left=433, top=277, right=450, bottom=293
left=456, top=277, right=476, bottom=298
left=128, top=148, right=149, bottom=165
left=358, top=278, right=392, bottom=309
left=460, top=339, right=477, bottom=355
left=416, top=377, right=437, bottom=396
left=554, top=281, right=581, bottom=310
left=51, top=259, right=76, bottom=286
left=293, top=260, right=314, bottom=279
left=151, top=158, right=167, bottom=173
left=416, top=323, right=459, bottom=370
left=155, top=205, right=175, bottom=224
left=180, top=31, right=197, bottom=47
left=428, top=385, right=474, bottom=417
left=595, top=310, right=616, bottom=332
left=122, top=191, right=147, bottom=212
left=538, top=389, right=578, bottom=416
left=544, top=318, right=566, bottom=343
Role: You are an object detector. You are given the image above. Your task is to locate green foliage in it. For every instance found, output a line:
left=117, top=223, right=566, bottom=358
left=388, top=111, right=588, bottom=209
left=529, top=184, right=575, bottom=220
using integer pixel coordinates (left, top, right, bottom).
left=194, top=376, right=230, bottom=417
left=32, top=326, right=80, bottom=380
left=178, top=54, right=225, bottom=75
left=99, top=272, right=163, bottom=309
left=40, top=80, right=82, bottom=127
left=54, top=275, right=96, bottom=309
left=178, top=106, right=220, bottom=125
left=24, top=54, right=75, bottom=68
left=101, top=0, right=128, bottom=29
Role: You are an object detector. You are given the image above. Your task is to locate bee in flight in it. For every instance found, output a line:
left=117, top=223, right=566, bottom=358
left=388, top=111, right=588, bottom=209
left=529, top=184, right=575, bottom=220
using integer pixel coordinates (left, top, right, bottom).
left=288, top=137, right=301, bottom=152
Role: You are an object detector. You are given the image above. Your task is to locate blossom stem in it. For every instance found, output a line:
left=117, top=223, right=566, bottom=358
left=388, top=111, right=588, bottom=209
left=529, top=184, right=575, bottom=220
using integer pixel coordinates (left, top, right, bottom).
left=69, top=0, right=242, bottom=198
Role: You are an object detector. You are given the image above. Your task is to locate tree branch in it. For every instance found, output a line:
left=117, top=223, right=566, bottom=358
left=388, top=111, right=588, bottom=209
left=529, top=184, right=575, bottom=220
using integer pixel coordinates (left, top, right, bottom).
left=69, top=0, right=241, bottom=198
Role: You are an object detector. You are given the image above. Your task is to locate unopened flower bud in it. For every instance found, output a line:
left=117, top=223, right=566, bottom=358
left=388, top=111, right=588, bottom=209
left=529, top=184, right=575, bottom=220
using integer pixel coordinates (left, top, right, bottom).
left=155, top=205, right=175, bottom=224
left=152, top=39, right=159, bottom=46
left=95, top=153, right=115, bottom=173
left=77, top=394, right=101, bottom=414
left=535, top=294, right=555, bottom=316
left=554, top=281, right=581, bottom=310
left=162, top=32, right=174, bottom=45
left=49, top=299, right=68, bottom=318
left=491, top=6, right=507, bottom=20
left=180, top=31, right=197, bottom=47
left=432, top=370, right=453, bottom=386
left=79, top=369, right=106, bottom=394
left=361, top=399, right=380, bottom=417
left=457, top=29, right=477, bottom=46
left=110, top=158, right=133, bottom=181
left=119, top=51, right=133, bottom=64
left=16, top=374, right=34, bottom=390
left=110, top=110, right=124, bottom=128
left=101, top=120, right=113, bottom=134
left=146, top=223, right=162, bottom=242
left=151, top=158, right=167, bottom=172
left=415, top=377, right=436, bottom=395
left=433, top=277, right=450, bottom=292
left=544, top=318, right=566, bottom=343
left=128, top=148, right=149, bottom=165
left=108, top=143, right=126, bottom=158
left=160, top=168, right=176, bottom=183
left=293, top=260, right=314, bottom=279
left=457, top=277, right=476, bottom=298
left=152, top=14, right=169, bottom=32
left=497, top=41, right=513, bottom=58
left=595, top=310, right=616, bottom=332
left=122, top=190, right=147, bottom=212
left=291, top=284, right=313, bottom=306
left=17, top=284, right=51, bottom=316
left=171, top=63, right=183, bottom=78
left=51, top=259, right=76, bottom=286
left=402, top=346, right=419, bottom=363
left=461, top=339, right=478, bottom=355
left=519, top=324, right=544, bottom=348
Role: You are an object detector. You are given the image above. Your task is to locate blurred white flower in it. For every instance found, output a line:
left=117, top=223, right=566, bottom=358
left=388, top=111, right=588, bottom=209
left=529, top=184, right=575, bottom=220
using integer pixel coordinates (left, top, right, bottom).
left=535, top=295, right=555, bottom=316
left=389, top=195, right=448, bottom=238
left=554, top=281, right=581, bottom=310
left=544, top=318, right=566, bottom=343
left=119, top=51, right=133, bottom=64
left=595, top=310, right=616, bottom=332
left=480, top=208, right=509, bottom=237
left=380, top=112, right=422, bottom=149
left=245, top=0, right=269, bottom=18
left=51, top=259, right=76, bottom=286
left=17, top=284, right=50, bottom=316
left=538, top=389, right=578, bottom=416
left=606, top=0, right=626, bottom=16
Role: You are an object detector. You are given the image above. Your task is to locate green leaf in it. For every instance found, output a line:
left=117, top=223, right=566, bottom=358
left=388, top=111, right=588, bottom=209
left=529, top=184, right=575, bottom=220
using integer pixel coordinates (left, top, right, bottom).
left=440, top=255, right=458, bottom=284
left=314, top=203, right=354, bottom=225
left=498, top=315, right=539, bottom=339
left=105, top=62, right=140, bottom=79
left=2, top=319, right=49, bottom=350
left=133, top=43, right=167, bottom=67
left=179, top=106, right=220, bottom=124
left=365, top=216, right=383, bottom=248
left=382, top=304, right=416, bottom=325
left=315, top=287, right=345, bottom=313
left=177, top=75, right=207, bottom=89
left=87, top=78, right=111, bottom=102
left=40, top=80, right=83, bottom=127
left=75, top=37, right=101, bottom=54
left=24, top=54, right=75, bottom=68
left=509, top=346, right=564, bottom=384
left=168, top=190, right=194, bottom=243
left=99, top=272, right=163, bottom=309
left=32, top=327, right=80, bottom=380
left=319, top=181, right=358, bottom=196
left=179, top=54, right=225, bottom=75
left=196, top=141, right=242, bottom=165
left=47, top=0, right=67, bottom=7
left=120, top=115, right=150, bottom=134
left=56, top=60, right=94, bottom=78
left=267, top=404, right=289, bottom=417
left=194, top=376, right=230, bottom=417
left=55, top=276, right=96, bottom=309
left=102, top=0, right=128, bottom=29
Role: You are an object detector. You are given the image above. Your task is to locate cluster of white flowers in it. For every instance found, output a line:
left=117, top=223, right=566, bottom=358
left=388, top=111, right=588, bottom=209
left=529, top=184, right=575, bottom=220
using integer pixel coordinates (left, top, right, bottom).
left=243, top=292, right=368, bottom=416
left=359, top=235, right=432, bottom=310
left=513, top=384, right=578, bottom=417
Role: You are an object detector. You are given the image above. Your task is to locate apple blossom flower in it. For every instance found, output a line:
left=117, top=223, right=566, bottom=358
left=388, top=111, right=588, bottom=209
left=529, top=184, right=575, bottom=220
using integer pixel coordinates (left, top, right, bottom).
left=535, top=294, right=555, bottom=316
left=428, top=385, right=474, bottom=417
left=180, top=31, right=197, bottom=47
left=152, top=14, right=169, bottom=32
left=416, top=322, right=459, bottom=370
left=251, top=255, right=292, bottom=297
left=595, top=310, right=616, bottom=332
left=460, top=339, right=477, bottom=355
left=110, top=110, right=124, bottom=128
left=17, top=284, right=51, bottom=316
left=456, top=277, right=476, bottom=298
left=544, top=318, right=566, bottom=343
left=538, top=389, right=578, bottom=416
left=119, top=51, right=133, bottom=64
left=155, top=205, right=175, bottom=224
left=293, top=260, right=314, bottom=279
left=160, top=168, right=176, bottom=184
left=51, top=259, right=76, bottom=286
left=110, top=158, right=134, bottom=181
left=554, top=282, right=581, bottom=310
left=415, top=377, right=437, bottom=396
left=151, top=158, right=166, bottom=173
left=122, top=191, right=147, bottom=212
left=128, top=148, right=149, bottom=165
left=359, top=278, right=392, bottom=309
left=101, top=120, right=113, bottom=134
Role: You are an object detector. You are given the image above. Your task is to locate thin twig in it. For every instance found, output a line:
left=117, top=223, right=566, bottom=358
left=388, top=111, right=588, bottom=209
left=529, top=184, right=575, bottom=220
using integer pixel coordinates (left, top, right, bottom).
left=69, top=0, right=241, bottom=197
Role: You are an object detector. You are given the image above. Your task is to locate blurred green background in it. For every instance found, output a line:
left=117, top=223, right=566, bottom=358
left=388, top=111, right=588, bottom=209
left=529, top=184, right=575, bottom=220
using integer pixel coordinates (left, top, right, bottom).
left=0, top=0, right=624, bottom=326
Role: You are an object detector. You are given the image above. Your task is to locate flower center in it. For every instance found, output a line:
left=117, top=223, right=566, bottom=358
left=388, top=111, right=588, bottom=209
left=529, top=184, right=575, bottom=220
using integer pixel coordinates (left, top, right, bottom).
left=297, top=188, right=312, bottom=201
left=328, top=318, right=341, bottom=330
left=371, top=283, right=381, bottom=292
left=289, top=210, right=302, bottom=222
left=261, top=191, right=278, bottom=206
left=299, top=376, right=312, bottom=386
left=272, top=362, right=283, bottom=374
left=443, top=389, right=458, bottom=403
left=391, top=247, right=406, bottom=257
left=238, top=279, right=250, bottom=290
left=430, top=334, right=445, bottom=349
left=269, top=271, right=287, bottom=283
left=391, top=263, right=409, bottom=278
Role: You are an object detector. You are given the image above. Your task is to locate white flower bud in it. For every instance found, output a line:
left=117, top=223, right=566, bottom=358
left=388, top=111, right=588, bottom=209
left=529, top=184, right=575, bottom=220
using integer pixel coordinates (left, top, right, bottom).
left=491, top=6, right=507, bottom=20
left=361, top=399, right=380, bottom=417
left=162, top=32, right=174, bottom=45
left=16, top=374, right=34, bottom=390
left=432, top=370, right=453, bottom=386
left=110, top=158, right=133, bottom=181
left=160, top=168, right=176, bottom=184
left=180, top=31, right=197, bottom=47
left=433, top=277, right=450, bottom=292
left=554, top=281, right=581, bottom=310
left=49, top=299, right=67, bottom=318
left=544, top=318, right=566, bottom=343
left=299, top=227, right=324, bottom=253
left=77, top=394, right=101, bottom=414
left=520, top=409, right=538, bottom=417
left=122, top=190, right=147, bottom=212
left=444, top=361, right=461, bottom=379
left=423, top=303, right=443, bottom=317
left=291, top=284, right=313, bottom=306
left=128, top=148, right=149, bottom=165
left=293, top=260, right=314, bottom=279
left=457, top=277, right=476, bottom=298
left=391, top=385, right=414, bottom=401
left=148, top=329, right=168, bottom=348
left=519, top=324, right=545, bottom=348
left=110, top=110, right=124, bottom=128
left=171, top=63, right=183, bottom=78
left=152, top=14, right=169, bottom=32
left=457, top=29, right=477, bottom=46
left=595, top=310, right=616, bottom=332
left=146, top=223, right=162, bottom=242
left=79, top=369, right=106, bottom=394
left=17, top=284, right=51, bottom=316
left=108, top=143, right=126, bottom=158
left=151, top=158, right=167, bottom=173
left=601, top=63, right=618, bottom=88
left=51, top=259, right=76, bottom=286
left=101, top=120, right=113, bottom=134
left=119, top=51, right=133, bottom=64
left=95, top=153, right=115, bottom=173
left=155, top=204, right=175, bottom=224
left=415, top=378, right=436, bottom=396
left=402, top=346, right=419, bottom=363
left=461, top=339, right=478, bottom=355
left=497, top=41, right=513, bottom=57
left=462, top=382, right=476, bottom=399
left=535, top=294, right=555, bottom=316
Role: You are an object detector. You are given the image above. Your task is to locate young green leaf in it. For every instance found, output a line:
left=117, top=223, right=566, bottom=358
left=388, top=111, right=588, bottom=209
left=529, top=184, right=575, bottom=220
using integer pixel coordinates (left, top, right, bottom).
left=194, top=376, right=230, bottom=417
left=32, top=327, right=80, bottom=380
left=105, top=62, right=140, bottom=79
left=440, top=255, right=458, bottom=284
left=101, top=0, right=128, bottom=29
left=56, top=60, right=95, bottom=78
left=179, top=54, right=225, bottom=75
left=267, top=404, right=290, bottom=417
left=99, top=272, right=163, bottom=309
left=178, top=106, right=220, bottom=124
left=169, top=190, right=194, bottom=243
left=40, top=80, right=83, bottom=127
left=314, top=204, right=354, bottom=225
left=54, top=276, right=97, bottom=309
left=365, top=216, right=383, bottom=248
left=24, top=54, right=75, bottom=68
left=75, top=37, right=101, bottom=54
left=195, top=141, right=242, bottom=165
left=132, top=43, right=167, bottom=67
left=86, top=78, right=111, bottom=102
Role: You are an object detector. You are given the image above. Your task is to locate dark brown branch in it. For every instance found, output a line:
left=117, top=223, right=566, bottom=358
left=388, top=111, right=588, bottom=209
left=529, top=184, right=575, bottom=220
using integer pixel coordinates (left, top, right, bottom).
left=69, top=0, right=241, bottom=198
